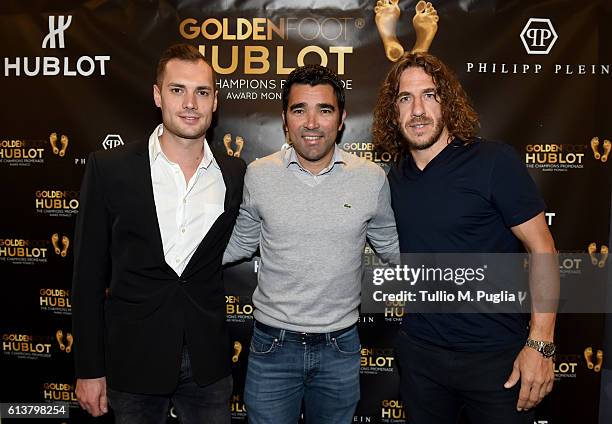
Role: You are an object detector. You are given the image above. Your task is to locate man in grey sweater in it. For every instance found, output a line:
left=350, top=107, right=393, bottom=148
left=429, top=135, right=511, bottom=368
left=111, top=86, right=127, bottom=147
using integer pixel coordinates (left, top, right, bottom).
left=223, top=65, right=399, bottom=423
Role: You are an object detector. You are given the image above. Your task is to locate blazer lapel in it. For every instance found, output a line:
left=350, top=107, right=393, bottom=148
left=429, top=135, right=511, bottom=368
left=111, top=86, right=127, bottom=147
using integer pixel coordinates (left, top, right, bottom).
left=132, top=141, right=168, bottom=268
left=213, top=147, right=236, bottom=211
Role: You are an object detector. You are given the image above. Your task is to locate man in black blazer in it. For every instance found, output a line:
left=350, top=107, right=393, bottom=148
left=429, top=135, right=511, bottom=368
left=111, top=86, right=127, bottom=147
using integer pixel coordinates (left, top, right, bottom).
left=72, top=44, right=245, bottom=423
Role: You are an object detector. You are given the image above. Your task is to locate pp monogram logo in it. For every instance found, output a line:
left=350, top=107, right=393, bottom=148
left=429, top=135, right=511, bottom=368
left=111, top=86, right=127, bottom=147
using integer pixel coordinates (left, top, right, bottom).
left=520, top=18, right=558, bottom=55
left=102, top=134, right=124, bottom=150
left=42, top=15, right=73, bottom=49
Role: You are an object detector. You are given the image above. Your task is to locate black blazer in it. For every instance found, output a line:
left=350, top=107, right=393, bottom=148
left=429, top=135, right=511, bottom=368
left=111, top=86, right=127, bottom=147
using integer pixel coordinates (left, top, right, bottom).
left=71, top=139, right=246, bottom=394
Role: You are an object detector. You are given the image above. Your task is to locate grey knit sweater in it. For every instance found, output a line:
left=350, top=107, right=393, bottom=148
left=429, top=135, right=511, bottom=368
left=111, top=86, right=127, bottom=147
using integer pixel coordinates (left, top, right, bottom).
left=223, top=147, right=399, bottom=332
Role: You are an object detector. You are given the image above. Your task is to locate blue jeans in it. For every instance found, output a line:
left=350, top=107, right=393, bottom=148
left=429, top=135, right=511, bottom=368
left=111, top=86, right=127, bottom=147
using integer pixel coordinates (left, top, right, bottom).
left=244, top=321, right=361, bottom=424
left=107, top=347, right=232, bottom=424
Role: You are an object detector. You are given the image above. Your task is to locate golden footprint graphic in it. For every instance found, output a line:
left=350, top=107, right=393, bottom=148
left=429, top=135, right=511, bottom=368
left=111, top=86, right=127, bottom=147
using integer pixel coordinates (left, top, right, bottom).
left=51, top=233, right=61, bottom=255
left=599, top=245, right=609, bottom=268
left=602, top=140, right=611, bottom=163
left=374, top=0, right=405, bottom=62
left=411, top=1, right=439, bottom=54
left=590, top=137, right=601, bottom=160
left=65, top=333, right=73, bottom=354
left=588, top=242, right=598, bottom=266
left=59, top=135, right=69, bottom=157
left=594, top=349, right=603, bottom=372
left=56, top=329, right=66, bottom=351
left=61, top=236, right=70, bottom=258
left=223, top=133, right=234, bottom=156
left=235, top=136, right=245, bottom=158
left=232, top=341, right=243, bottom=363
left=584, top=346, right=594, bottom=369
left=49, top=132, right=59, bottom=155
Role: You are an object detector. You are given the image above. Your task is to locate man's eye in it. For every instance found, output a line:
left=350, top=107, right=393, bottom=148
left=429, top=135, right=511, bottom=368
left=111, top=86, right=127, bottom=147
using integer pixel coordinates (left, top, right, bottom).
left=292, top=109, right=304, bottom=114
left=321, top=109, right=332, bottom=114
left=398, top=95, right=411, bottom=103
left=170, top=87, right=182, bottom=94
left=424, top=92, right=436, bottom=99
left=197, top=90, right=209, bottom=96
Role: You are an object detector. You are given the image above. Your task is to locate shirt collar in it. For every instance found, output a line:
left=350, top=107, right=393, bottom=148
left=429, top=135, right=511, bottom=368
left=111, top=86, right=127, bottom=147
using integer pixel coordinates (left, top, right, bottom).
left=148, top=124, right=218, bottom=170
left=283, top=144, right=346, bottom=176
left=401, top=137, right=464, bottom=176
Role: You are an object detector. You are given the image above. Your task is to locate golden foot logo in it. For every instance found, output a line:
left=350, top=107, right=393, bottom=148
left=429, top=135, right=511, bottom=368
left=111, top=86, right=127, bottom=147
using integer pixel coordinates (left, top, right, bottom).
left=49, top=133, right=69, bottom=157
left=590, top=137, right=611, bottom=163
left=232, top=341, right=242, bottom=363
left=223, top=133, right=245, bottom=158
left=51, top=233, right=70, bottom=257
left=412, top=1, right=439, bottom=53
left=374, top=0, right=404, bottom=61
left=55, top=330, right=73, bottom=353
left=375, top=0, right=439, bottom=62
left=587, top=243, right=608, bottom=268
left=584, top=346, right=603, bottom=372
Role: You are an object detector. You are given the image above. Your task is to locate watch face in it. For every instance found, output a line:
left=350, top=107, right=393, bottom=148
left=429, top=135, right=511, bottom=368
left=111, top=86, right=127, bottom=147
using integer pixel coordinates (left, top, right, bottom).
left=542, top=344, right=556, bottom=356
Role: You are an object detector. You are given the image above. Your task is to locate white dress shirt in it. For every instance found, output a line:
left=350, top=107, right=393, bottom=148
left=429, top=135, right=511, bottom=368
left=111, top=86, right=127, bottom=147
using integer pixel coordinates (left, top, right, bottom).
left=149, top=124, right=225, bottom=276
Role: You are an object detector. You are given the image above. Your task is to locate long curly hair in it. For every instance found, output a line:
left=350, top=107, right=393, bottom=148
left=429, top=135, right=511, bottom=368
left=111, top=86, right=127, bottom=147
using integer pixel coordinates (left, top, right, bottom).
left=372, top=53, right=479, bottom=159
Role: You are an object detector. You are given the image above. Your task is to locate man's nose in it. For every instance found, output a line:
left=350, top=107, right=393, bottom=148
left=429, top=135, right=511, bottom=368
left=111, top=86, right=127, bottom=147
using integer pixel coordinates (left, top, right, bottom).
left=411, top=97, right=424, bottom=117
left=303, top=111, right=319, bottom=129
left=183, top=92, right=197, bottom=110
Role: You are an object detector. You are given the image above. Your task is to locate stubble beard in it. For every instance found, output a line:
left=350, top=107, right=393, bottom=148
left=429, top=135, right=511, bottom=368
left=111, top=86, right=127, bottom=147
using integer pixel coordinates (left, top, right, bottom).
left=166, top=117, right=207, bottom=141
left=402, top=118, right=445, bottom=151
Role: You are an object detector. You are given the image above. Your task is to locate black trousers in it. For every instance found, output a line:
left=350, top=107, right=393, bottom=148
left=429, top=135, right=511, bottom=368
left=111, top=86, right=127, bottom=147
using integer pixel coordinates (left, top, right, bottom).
left=395, top=330, right=534, bottom=424
left=107, top=347, right=232, bottom=424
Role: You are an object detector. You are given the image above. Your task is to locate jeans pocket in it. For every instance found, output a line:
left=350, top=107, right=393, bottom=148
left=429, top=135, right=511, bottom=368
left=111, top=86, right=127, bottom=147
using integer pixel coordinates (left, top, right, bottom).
left=331, top=327, right=361, bottom=355
left=249, top=327, right=278, bottom=355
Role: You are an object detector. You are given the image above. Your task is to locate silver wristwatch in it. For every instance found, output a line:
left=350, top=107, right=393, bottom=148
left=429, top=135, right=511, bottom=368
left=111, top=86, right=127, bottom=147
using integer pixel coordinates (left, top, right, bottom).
left=525, top=338, right=556, bottom=358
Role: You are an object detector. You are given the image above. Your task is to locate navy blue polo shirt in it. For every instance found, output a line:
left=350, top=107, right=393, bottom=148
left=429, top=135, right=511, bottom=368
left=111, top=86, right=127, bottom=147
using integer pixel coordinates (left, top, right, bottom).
left=388, top=138, right=546, bottom=351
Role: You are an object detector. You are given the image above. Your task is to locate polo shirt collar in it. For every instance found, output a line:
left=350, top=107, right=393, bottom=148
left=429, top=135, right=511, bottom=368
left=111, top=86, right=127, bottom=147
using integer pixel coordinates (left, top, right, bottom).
left=402, top=137, right=463, bottom=177
left=282, top=144, right=345, bottom=175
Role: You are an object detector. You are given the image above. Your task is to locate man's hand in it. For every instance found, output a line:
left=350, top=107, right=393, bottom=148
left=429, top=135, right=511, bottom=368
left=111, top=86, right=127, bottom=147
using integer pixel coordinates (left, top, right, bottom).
left=504, top=346, right=554, bottom=411
left=76, top=377, right=108, bottom=417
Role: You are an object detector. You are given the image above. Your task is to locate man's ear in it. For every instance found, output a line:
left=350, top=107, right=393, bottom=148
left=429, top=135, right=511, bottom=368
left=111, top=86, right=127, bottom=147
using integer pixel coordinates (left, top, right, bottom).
left=153, top=84, right=162, bottom=108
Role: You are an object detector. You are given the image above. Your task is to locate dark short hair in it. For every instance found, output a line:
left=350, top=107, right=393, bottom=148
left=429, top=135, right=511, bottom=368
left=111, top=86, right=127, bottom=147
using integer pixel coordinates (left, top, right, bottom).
left=281, top=65, right=345, bottom=116
left=155, top=43, right=216, bottom=88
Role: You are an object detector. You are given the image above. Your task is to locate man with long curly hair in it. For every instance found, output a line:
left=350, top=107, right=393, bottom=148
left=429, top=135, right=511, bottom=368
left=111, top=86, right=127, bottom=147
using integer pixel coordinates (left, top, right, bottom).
left=373, top=53, right=558, bottom=424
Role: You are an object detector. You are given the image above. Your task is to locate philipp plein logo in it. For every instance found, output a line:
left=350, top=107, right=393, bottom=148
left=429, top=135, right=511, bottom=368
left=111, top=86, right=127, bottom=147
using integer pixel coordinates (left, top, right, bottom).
left=520, top=18, right=558, bottom=55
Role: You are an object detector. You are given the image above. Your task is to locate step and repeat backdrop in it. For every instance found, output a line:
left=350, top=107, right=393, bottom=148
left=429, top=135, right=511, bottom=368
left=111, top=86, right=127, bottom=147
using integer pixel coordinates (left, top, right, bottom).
left=1, top=0, right=611, bottom=423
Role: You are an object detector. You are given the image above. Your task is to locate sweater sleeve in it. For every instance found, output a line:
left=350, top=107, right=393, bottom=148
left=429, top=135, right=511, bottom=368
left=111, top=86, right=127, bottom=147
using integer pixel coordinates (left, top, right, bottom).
left=366, top=176, right=400, bottom=264
left=222, top=167, right=262, bottom=264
